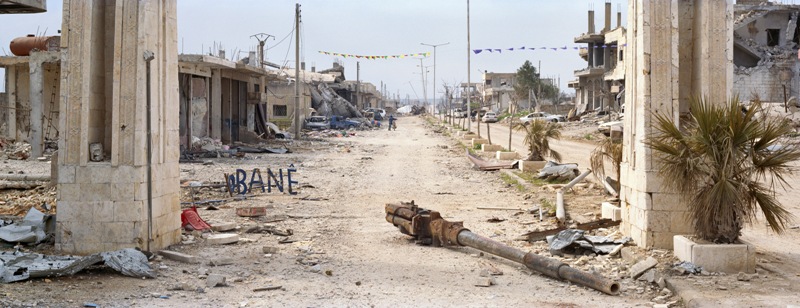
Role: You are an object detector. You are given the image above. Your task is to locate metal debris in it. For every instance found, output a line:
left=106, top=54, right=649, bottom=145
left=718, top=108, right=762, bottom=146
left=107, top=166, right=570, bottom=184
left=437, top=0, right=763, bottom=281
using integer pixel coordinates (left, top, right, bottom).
left=0, top=207, right=49, bottom=244
left=0, top=248, right=155, bottom=283
left=547, top=229, right=631, bottom=255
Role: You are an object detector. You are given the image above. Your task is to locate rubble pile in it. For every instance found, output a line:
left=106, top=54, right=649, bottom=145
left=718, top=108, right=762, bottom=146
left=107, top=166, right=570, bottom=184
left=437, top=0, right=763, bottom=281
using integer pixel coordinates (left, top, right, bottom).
left=0, top=140, right=31, bottom=160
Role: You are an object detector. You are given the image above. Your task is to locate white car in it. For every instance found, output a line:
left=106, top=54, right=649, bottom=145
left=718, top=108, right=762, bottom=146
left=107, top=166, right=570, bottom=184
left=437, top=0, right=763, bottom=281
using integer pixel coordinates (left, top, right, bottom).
left=481, top=112, right=498, bottom=123
left=519, top=112, right=565, bottom=124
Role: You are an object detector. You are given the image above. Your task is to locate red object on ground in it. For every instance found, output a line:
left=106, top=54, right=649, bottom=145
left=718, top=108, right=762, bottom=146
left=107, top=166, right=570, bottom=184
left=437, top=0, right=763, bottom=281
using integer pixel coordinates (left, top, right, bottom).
left=181, top=206, right=211, bottom=231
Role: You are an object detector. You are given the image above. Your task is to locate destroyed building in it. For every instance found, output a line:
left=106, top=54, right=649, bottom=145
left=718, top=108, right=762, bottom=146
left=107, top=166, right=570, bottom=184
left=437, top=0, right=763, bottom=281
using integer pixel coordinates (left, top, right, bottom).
left=570, top=2, right=626, bottom=115
left=733, top=1, right=800, bottom=102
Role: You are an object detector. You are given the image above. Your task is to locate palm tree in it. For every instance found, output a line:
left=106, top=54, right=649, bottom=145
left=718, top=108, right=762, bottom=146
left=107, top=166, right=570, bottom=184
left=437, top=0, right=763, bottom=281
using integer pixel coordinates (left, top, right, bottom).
left=647, top=97, right=800, bottom=243
left=514, top=119, right=562, bottom=161
left=590, top=137, right=623, bottom=182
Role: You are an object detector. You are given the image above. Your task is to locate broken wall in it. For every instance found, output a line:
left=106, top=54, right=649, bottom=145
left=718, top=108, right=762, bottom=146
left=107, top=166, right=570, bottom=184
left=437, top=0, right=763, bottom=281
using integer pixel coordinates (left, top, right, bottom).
left=734, top=63, right=796, bottom=102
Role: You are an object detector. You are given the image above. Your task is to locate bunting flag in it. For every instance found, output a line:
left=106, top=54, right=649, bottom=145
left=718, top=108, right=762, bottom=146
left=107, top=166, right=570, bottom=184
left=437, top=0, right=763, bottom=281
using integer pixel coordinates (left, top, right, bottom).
left=471, top=44, right=626, bottom=54
left=318, top=51, right=430, bottom=59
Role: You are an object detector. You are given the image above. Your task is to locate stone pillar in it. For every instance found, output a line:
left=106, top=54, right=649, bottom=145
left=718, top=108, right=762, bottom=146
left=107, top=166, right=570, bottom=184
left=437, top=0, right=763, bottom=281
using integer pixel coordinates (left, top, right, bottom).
left=211, top=69, right=221, bottom=140
left=5, top=66, right=17, bottom=140
left=28, top=51, right=59, bottom=159
left=620, top=0, right=733, bottom=249
left=56, top=0, right=180, bottom=254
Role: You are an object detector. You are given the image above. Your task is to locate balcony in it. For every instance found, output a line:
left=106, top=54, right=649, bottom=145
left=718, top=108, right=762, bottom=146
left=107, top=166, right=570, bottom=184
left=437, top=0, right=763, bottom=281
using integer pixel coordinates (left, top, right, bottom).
left=574, top=33, right=605, bottom=44
left=574, top=67, right=605, bottom=77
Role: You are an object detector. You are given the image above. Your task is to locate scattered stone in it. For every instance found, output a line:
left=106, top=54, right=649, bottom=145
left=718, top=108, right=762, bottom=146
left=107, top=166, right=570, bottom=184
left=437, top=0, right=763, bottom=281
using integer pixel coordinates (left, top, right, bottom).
left=324, top=270, right=333, bottom=276
left=262, top=246, right=279, bottom=254
left=309, top=265, right=322, bottom=273
left=653, top=304, right=669, bottom=308
left=737, top=272, right=754, bottom=282
left=159, top=250, right=198, bottom=264
left=479, top=269, right=491, bottom=277
left=206, top=274, right=226, bottom=288
left=620, top=246, right=639, bottom=263
left=159, top=265, right=169, bottom=270
left=475, top=277, right=496, bottom=287
left=206, top=233, right=239, bottom=245
left=638, top=268, right=661, bottom=284
left=196, top=287, right=205, bottom=293
left=252, top=286, right=282, bottom=292
left=717, top=285, right=728, bottom=290
left=355, top=281, right=361, bottom=286
left=208, top=258, right=234, bottom=266
left=659, top=288, right=672, bottom=297
left=210, top=222, right=237, bottom=232
left=656, top=277, right=667, bottom=289
left=197, top=268, right=209, bottom=276
left=630, top=257, right=658, bottom=279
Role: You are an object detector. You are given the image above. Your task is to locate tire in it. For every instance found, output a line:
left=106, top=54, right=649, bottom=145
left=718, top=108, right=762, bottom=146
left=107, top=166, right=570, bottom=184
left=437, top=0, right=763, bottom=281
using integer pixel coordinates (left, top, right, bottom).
left=348, top=124, right=355, bottom=129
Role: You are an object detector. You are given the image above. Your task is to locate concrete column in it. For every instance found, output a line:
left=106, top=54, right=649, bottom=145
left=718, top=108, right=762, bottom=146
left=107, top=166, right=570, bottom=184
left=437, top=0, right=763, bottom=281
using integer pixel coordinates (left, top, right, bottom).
left=619, top=0, right=733, bottom=249
left=28, top=52, right=59, bottom=158
left=6, top=66, right=17, bottom=140
left=211, top=69, right=221, bottom=140
left=57, top=0, right=180, bottom=255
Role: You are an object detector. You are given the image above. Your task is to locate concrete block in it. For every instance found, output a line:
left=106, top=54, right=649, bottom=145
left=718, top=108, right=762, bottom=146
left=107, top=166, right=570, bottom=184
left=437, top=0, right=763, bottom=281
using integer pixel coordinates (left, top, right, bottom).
left=206, top=233, right=239, bottom=245
left=481, top=144, right=504, bottom=152
left=206, top=274, right=227, bottom=287
left=462, top=133, right=477, bottom=140
left=679, top=235, right=756, bottom=274
left=58, top=165, right=76, bottom=184
left=496, top=151, right=519, bottom=160
left=651, top=231, right=674, bottom=249
left=114, top=201, right=143, bottom=222
left=644, top=211, right=670, bottom=232
left=471, top=139, right=489, bottom=147
left=673, top=235, right=694, bottom=262
left=669, top=212, right=693, bottom=234
left=629, top=256, right=658, bottom=279
left=517, top=160, right=545, bottom=172
left=210, top=221, right=237, bottom=232
left=601, top=202, right=621, bottom=221
left=651, top=192, right=685, bottom=212
left=93, top=202, right=115, bottom=222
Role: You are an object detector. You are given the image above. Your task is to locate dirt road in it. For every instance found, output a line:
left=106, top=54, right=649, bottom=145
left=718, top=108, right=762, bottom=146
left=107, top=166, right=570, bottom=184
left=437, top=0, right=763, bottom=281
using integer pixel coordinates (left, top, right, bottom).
left=1, top=116, right=655, bottom=307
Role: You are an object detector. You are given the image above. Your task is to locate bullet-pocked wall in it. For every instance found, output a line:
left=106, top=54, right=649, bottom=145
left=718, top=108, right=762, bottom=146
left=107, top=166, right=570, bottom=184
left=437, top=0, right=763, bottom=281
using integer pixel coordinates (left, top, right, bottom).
left=56, top=0, right=180, bottom=254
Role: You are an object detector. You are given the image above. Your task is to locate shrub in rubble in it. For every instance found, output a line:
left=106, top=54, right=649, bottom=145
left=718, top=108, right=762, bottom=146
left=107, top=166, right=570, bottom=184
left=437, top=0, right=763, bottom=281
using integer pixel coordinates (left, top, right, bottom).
left=513, top=119, right=562, bottom=161
left=646, top=97, right=800, bottom=243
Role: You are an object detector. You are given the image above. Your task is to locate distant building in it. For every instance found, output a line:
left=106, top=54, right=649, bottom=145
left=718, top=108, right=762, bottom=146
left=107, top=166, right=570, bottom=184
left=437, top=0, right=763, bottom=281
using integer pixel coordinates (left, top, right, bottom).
left=570, top=2, right=626, bottom=114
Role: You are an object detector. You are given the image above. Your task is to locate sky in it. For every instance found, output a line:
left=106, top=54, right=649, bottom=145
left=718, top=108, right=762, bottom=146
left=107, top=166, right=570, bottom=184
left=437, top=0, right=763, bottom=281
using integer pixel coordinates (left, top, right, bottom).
left=0, top=0, right=628, bottom=101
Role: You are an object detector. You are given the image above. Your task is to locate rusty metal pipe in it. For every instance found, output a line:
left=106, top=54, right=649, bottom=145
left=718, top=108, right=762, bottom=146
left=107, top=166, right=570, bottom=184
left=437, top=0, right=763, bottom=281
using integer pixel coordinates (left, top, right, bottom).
left=457, top=230, right=620, bottom=295
left=384, top=202, right=620, bottom=296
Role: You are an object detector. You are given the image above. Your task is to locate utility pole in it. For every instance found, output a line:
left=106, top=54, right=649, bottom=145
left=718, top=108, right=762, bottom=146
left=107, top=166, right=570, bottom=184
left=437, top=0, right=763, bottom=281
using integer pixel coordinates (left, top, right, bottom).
left=250, top=33, right=274, bottom=68
left=537, top=60, right=542, bottom=112
left=293, top=3, right=301, bottom=139
left=418, top=58, right=427, bottom=110
left=356, top=61, right=361, bottom=109
left=421, top=42, right=449, bottom=118
left=466, top=0, right=472, bottom=131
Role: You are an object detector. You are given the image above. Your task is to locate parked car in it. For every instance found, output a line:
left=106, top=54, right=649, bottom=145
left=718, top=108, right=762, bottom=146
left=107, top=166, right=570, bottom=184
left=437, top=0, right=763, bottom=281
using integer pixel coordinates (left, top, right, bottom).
left=519, top=112, right=565, bottom=124
left=304, top=116, right=330, bottom=130
left=481, top=112, right=498, bottom=123
left=329, top=115, right=363, bottom=129
left=363, top=108, right=386, bottom=120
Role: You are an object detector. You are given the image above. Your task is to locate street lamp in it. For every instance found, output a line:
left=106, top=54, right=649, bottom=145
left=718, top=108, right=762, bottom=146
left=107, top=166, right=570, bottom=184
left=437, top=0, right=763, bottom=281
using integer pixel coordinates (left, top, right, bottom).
left=421, top=42, right=449, bottom=118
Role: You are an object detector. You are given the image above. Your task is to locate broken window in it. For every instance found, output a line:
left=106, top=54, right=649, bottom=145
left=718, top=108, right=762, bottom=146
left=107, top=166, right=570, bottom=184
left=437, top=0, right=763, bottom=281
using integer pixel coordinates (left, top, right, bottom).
left=485, top=79, right=492, bottom=86
left=767, top=28, right=780, bottom=47
left=273, top=105, right=288, bottom=117
left=794, top=21, right=800, bottom=46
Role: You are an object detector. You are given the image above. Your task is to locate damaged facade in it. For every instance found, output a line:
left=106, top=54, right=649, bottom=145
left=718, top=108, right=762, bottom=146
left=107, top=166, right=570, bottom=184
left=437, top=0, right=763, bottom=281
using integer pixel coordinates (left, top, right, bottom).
left=733, top=1, right=800, bottom=102
left=570, top=2, right=626, bottom=115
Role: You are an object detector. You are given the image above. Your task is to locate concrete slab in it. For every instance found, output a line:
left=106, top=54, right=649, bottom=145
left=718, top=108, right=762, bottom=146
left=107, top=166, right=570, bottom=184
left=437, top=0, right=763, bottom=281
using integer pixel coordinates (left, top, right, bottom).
left=471, top=139, right=489, bottom=147
left=674, top=235, right=756, bottom=274
left=518, top=160, right=545, bottom=172
left=481, top=144, right=504, bottom=152
left=629, top=256, right=658, bottom=279
left=601, top=202, right=621, bottom=221
left=159, top=250, right=198, bottom=264
left=206, top=233, right=239, bottom=245
left=496, top=151, right=519, bottom=160
left=210, top=221, right=237, bottom=232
